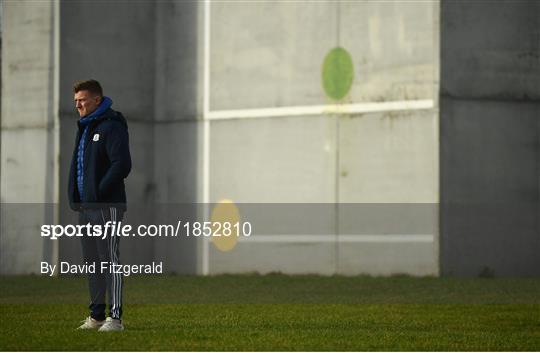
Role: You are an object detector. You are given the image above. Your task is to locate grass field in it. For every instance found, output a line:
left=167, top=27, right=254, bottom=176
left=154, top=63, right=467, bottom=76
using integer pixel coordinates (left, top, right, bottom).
left=1, top=274, right=539, bottom=351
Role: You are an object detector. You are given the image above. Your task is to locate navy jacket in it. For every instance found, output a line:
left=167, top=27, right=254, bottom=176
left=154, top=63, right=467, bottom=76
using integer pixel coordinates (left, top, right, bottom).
left=68, top=108, right=131, bottom=211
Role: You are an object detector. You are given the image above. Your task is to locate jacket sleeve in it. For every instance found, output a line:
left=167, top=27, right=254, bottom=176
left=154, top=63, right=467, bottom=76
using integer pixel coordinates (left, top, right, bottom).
left=98, top=121, right=132, bottom=197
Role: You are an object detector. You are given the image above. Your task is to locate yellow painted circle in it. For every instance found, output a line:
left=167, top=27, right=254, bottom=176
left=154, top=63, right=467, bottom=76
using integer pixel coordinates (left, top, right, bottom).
left=210, top=199, right=240, bottom=252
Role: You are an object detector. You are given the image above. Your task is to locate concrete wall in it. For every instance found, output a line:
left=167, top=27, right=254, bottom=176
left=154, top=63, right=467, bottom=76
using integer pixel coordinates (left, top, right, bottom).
left=4, top=0, right=537, bottom=277
left=440, top=0, right=540, bottom=277
left=57, top=0, right=203, bottom=273
left=206, top=1, right=439, bottom=275
left=1, top=0, right=203, bottom=275
left=1, top=1, right=59, bottom=273
left=57, top=0, right=158, bottom=267
left=152, top=1, right=201, bottom=274
left=1, top=0, right=440, bottom=276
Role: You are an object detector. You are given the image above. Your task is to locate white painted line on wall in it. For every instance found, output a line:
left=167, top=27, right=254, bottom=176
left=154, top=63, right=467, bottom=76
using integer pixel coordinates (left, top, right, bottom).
left=237, top=235, right=334, bottom=243
left=339, top=234, right=434, bottom=243
left=207, top=99, right=434, bottom=120
left=237, top=234, right=434, bottom=243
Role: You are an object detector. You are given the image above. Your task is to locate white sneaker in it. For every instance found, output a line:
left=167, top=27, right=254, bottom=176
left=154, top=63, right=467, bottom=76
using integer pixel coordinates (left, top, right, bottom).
left=77, top=316, right=105, bottom=330
left=98, top=317, right=124, bottom=332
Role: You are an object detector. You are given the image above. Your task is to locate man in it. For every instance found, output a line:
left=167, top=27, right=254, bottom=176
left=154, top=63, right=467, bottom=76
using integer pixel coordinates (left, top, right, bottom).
left=68, top=79, right=131, bottom=331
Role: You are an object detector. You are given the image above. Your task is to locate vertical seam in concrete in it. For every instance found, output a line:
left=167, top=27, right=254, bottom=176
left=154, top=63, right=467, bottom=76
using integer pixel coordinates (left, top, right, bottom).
left=0, top=1, right=3, bottom=195
left=336, top=0, right=340, bottom=47
left=201, top=0, right=211, bottom=276
left=334, top=2, right=341, bottom=275
left=150, top=0, right=160, bottom=268
left=43, top=0, right=60, bottom=273
left=52, top=0, right=60, bottom=272
left=334, top=114, right=340, bottom=275
left=434, top=0, right=441, bottom=276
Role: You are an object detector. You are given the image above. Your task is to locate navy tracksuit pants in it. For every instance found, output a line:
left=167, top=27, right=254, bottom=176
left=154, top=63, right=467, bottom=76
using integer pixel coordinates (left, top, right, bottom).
left=79, top=207, right=123, bottom=321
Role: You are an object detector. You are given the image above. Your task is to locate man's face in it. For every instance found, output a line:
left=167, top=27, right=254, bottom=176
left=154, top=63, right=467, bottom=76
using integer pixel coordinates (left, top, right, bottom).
left=74, top=90, right=101, bottom=117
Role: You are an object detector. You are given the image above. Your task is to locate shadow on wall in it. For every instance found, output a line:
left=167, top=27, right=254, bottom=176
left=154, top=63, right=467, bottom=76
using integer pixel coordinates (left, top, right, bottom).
left=58, top=1, right=200, bottom=274
left=440, top=0, right=540, bottom=277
